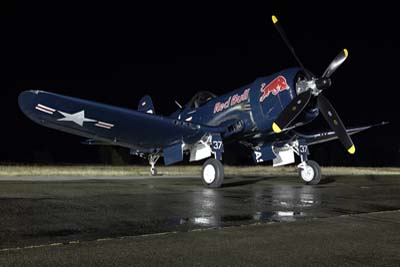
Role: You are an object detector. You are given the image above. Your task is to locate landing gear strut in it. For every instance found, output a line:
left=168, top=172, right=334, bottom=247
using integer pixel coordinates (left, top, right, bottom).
left=295, top=142, right=321, bottom=185
left=148, top=154, right=160, bottom=176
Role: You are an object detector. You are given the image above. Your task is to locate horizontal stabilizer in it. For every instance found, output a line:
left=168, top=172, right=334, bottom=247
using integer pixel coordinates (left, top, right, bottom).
left=138, top=95, right=155, bottom=115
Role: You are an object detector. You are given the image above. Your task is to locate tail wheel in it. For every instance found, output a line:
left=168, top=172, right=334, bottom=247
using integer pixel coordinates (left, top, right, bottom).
left=299, top=160, right=321, bottom=185
left=202, top=158, right=224, bottom=188
left=150, top=167, right=157, bottom=176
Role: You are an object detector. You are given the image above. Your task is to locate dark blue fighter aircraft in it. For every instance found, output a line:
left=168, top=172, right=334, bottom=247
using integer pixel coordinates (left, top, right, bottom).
left=19, top=16, right=385, bottom=187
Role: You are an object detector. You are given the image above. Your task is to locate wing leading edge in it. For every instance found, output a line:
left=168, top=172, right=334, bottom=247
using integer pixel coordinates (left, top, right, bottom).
left=295, top=122, right=389, bottom=146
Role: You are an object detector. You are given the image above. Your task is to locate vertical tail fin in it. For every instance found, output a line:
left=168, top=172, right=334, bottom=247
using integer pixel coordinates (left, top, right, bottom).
left=138, top=95, right=155, bottom=115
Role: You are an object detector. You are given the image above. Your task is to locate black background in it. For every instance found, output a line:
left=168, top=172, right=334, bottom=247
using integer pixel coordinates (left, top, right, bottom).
left=3, top=1, right=399, bottom=166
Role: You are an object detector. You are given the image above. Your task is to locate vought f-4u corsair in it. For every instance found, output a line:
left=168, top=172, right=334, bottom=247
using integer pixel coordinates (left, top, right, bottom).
left=19, top=16, right=385, bottom=187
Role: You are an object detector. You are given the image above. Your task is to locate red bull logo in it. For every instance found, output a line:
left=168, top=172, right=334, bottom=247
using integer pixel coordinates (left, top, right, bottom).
left=259, top=75, right=290, bottom=102
left=213, top=88, right=250, bottom=114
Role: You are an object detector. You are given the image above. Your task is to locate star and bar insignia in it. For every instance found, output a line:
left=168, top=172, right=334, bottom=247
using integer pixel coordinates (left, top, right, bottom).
left=34, top=104, right=114, bottom=129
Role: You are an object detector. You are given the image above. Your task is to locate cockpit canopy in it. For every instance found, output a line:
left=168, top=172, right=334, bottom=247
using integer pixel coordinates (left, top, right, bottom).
left=186, top=91, right=217, bottom=109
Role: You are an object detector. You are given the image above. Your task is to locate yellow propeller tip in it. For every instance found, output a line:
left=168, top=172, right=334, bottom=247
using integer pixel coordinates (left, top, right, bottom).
left=272, top=15, right=278, bottom=24
left=347, top=145, right=355, bottom=154
left=272, top=122, right=282, bottom=133
left=343, top=48, right=348, bottom=58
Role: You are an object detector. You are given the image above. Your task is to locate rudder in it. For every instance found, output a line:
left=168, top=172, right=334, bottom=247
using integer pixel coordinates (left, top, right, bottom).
left=138, top=95, right=155, bottom=115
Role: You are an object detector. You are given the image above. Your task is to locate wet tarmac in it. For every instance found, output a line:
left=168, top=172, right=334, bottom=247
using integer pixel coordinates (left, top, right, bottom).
left=1, top=174, right=400, bottom=265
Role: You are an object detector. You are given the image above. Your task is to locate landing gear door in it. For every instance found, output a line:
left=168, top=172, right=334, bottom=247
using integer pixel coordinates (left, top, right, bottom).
left=252, top=145, right=276, bottom=163
left=211, top=133, right=224, bottom=160
left=163, top=142, right=183, bottom=165
left=272, top=146, right=295, bottom=167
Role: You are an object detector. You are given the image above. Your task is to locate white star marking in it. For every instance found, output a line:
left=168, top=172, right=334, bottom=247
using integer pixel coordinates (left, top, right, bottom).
left=57, top=110, right=96, bottom=126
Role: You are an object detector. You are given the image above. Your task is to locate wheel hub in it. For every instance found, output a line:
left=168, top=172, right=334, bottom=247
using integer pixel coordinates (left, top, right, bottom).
left=300, top=164, right=315, bottom=182
left=203, top=164, right=216, bottom=183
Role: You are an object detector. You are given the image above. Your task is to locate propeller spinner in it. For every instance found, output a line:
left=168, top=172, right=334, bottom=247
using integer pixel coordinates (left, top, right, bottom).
left=271, top=15, right=355, bottom=154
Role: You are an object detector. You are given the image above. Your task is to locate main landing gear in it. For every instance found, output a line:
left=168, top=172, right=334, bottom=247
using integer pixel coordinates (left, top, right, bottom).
left=201, top=134, right=225, bottom=188
left=298, top=160, right=321, bottom=185
left=295, top=142, right=321, bottom=185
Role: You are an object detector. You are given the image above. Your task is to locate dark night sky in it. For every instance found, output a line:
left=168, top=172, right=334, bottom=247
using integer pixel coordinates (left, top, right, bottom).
left=3, top=2, right=399, bottom=166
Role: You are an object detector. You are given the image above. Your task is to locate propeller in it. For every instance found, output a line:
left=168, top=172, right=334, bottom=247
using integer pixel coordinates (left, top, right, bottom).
left=322, top=48, right=348, bottom=78
left=317, top=94, right=355, bottom=154
left=272, top=90, right=312, bottom=133
left=271, top=15, right=311, bottom=80
left=270, top=15, right=355, bottom=154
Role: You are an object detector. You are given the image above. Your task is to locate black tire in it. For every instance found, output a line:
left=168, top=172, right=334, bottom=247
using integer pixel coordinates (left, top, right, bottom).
left=298, top=160, right=321, bottom=185
left=202, top=158, right=224, bottom=188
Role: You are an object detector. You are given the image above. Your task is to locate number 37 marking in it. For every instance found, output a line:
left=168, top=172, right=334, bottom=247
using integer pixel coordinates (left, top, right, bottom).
left=299, top=145, right=308, bottom=153
left=213, top=141, right=223, bottom=150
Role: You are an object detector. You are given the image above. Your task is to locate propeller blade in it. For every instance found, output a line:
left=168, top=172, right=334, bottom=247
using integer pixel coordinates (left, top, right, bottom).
left=317, top=94, right=355, bottom=154
left=322, top=49, right=349, bottom=78
left=271, top=15, right=311, bottom=80
left=272, top=91, right=312, bottom=133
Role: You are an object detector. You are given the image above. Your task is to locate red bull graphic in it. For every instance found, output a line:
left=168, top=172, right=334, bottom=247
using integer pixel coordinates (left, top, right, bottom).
left=259, top=75, right=290, bottom=102
left=214, top=88, right=250, bottom=114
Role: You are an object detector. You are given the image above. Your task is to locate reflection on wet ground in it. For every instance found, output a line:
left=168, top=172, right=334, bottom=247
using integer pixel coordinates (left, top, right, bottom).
left=167, top=211, right=305, bottom=228
left=175, top=186, right=319, bottom=228
left=0, top=175, right=399, bottom=248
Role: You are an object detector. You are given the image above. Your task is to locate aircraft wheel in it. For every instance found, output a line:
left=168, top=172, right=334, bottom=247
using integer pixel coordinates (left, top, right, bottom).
left=299, top=160, right=321, bottom=185
left=202, top=158, right=224, bottom=188
left=150, top=167, right=157, bottom=176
